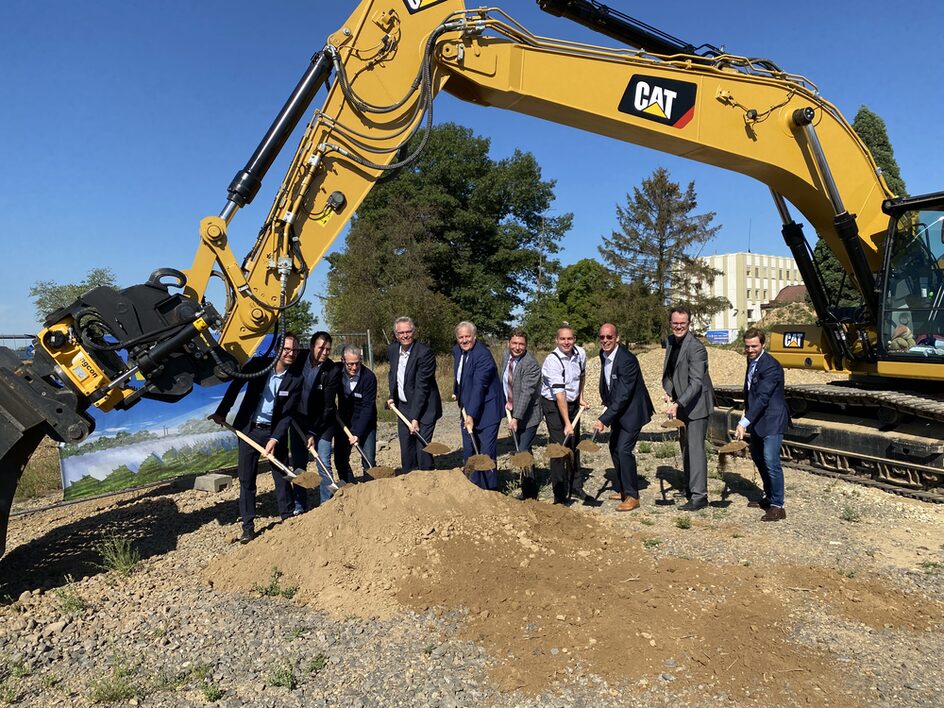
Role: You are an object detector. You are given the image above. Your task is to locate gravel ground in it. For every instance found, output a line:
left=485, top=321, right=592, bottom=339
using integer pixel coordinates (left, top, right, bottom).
left=1, top=347, right=942, bottom=706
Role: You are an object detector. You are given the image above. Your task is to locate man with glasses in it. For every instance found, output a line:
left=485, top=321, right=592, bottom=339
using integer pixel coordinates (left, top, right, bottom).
left=540, top=324, right=589, bottom=504
left=386, top=317, right=443, bottom=474
left=661, top=307, right=714, bottom=511
left=209, top=334, right=302, bottom=544
left=592, top=324, right=653, bottom=511
left=335, top=345, right=378, bottom=483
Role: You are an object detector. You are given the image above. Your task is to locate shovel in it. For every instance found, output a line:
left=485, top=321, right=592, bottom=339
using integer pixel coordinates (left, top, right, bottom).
left=547, top=405, right=585, bottom=459
left=576, top=428, right=601, bottom=453
left=505, top=409, right=534, bottom=468
left=388, top=403, right=451, bottom=456
left=288, top=421, right=338, bottom=491
left=219, top=420, right=296, bottom=480
left=462, top=408, right=496, bottom=473
left=337, top=417, right=395, bottom=479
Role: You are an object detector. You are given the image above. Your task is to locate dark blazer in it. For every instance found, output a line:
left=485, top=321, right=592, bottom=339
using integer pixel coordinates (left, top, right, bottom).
left=292, top=358, right=341, bottom=440
left=453, top=340, right=505, bottom=430
left=599, top=344, right=654, bottom=433
left=387, top=341, right=443, bottom=424
left=214, top=356, right=301, bottom=441
left=337, top=365, right=378, bottom=441
left=499, top=349, right=543, bottom=429
left=743, top=351, right=790, bottom=437
left=662, top=333, right=714, bottom=421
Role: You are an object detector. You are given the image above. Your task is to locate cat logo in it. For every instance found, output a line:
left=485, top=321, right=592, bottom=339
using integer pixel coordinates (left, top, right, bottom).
left=403, top=0, right=448, bottom=13
left=783, top=332, right=805, bottom=348
left=618, top=76, right=697, bottom=129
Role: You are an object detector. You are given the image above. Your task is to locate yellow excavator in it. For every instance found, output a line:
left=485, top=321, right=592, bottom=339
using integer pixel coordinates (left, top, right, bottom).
left=2, top=0, right=943, bottom=554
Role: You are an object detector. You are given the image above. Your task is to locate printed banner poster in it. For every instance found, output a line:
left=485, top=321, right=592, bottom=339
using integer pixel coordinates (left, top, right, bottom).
left=58, top=336, right=279, bottom=500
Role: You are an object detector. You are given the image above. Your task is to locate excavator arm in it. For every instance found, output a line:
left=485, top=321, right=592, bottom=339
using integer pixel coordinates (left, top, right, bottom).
left=0, top=0, right=920, bottom=554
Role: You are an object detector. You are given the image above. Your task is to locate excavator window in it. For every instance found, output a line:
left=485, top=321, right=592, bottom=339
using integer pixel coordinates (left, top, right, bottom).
left=884, top=209, right=944, bottom=355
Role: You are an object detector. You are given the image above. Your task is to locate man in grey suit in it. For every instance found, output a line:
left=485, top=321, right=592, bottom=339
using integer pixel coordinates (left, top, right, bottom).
left=500, top=329, right=543, bottom=499
left=662, top=306, right=714, bottom=511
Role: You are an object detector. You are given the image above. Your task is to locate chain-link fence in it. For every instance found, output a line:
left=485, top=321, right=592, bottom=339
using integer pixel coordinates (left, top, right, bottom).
left=333, top=331, right=375, bottom=369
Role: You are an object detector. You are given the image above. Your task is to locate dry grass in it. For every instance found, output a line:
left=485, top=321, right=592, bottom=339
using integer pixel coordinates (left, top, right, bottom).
left=15, top=438, right=61, bottom=501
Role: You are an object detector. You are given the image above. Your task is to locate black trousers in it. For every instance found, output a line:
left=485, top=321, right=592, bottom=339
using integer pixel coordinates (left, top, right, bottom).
left=237, top=424, right=293, bottom=533
left=609, top=423, right=641, bottom=500
left=541, top=397, right=582, bottom=502
left=397, top=418, right=437, bottom=473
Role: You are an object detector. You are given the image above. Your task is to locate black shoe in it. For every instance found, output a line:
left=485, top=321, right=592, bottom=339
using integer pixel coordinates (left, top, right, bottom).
left=239, top=529, right=255, bottom=544
left=747, top=497, right=771, bottom=509
left=679, top=499, right=708, bottom=512
left=581, top=495, right=602, bottom=507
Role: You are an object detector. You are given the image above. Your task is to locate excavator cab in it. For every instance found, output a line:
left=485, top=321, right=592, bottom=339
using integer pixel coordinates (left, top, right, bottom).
left=880, top=192, right=944, bottom=357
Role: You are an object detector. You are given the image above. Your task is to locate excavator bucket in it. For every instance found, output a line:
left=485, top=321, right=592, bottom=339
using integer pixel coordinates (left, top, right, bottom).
left=0, top=346, right=94, bottom=557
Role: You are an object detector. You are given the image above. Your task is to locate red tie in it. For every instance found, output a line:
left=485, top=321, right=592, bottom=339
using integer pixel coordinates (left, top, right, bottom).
left=506, top=357, right=516, bottom=407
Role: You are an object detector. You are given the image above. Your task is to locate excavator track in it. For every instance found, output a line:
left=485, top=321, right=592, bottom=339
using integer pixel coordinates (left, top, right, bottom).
left=711, top=383, right=944, bottom=503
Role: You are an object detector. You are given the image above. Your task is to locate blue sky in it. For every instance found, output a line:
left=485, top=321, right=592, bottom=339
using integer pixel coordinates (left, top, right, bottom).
left=2, top=0, right=941, bottom=335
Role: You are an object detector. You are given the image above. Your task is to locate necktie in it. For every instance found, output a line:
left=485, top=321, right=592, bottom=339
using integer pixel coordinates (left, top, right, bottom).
left=506, top=357, right=516, bottom=406
left=747, top=360, right=757, bottom=390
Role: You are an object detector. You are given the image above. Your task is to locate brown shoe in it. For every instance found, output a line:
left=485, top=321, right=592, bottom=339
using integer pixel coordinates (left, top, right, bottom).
left=748, top=498, right=771, bottom=509
left=760, top=506, right=786, bottom=522
left=608, top=492, right=622, bottom=501
left=616, top=497, right=640, bottom=512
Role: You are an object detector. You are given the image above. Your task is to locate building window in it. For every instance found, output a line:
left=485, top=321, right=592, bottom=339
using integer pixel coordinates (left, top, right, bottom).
left=746, top=290, right=752, bottom=302
left=779, top=268, right=783, bottom=279
left=763, top=289, right=768, bottom=299
left=754, top=267, right=759, bottom=277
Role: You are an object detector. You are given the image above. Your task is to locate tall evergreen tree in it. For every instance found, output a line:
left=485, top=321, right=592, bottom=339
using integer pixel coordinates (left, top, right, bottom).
left=598, top=167, right=727, bottom=327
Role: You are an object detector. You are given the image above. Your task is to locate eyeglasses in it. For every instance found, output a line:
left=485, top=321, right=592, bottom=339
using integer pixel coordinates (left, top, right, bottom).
left=599, top=334, right=615, bottom=340
left=281, top=347, right=301, bottom=353
left=344, top=361, right=361, bottom=368
left=670, top=322, right=689, bottom=328
left=395, top=330, right=413, bottom=336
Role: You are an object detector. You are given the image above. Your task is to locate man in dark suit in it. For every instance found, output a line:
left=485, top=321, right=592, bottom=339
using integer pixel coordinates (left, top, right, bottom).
left=500, top=329, right=543, bottom=498
left=454, top=321, right=505, bottom=490
left=386, top=317, right=443, bottom=474
left=210, top=334, right=302, bottom=543
left=335, top=345, right=377, bottom=482
left=592, top=323, right=654, bottom=511
left=662, top=306, right=714, bottom=511
left=290, top=331, right=340, bottom=507
left=735, top=327, right=789, bottom=521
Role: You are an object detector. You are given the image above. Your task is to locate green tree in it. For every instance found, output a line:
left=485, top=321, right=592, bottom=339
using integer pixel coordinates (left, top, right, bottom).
left=29, top=267, right=117, bottom=322
left=326, top=123, right=570, bottom=349
left=598, top=167, right=727, bottom=328
left=812, top=105, right=908, bottom=308
left=522, top=259, right=617, bottom=344
left=603, top=281, right=664, bottom=344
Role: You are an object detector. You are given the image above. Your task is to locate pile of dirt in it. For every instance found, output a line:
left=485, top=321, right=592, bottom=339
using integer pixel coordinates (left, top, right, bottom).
left=204, top=470, right=937, bottom=700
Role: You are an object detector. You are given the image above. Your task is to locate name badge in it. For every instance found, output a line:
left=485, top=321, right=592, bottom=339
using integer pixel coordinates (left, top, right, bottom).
left=354, top=392, right=363, bottom=398
left=316, top=384, right=323, bottom=390
left=278, top=390, right=289, bottom=397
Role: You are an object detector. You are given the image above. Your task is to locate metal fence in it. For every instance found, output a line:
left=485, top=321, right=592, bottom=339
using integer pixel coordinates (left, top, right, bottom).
left=333, top=331, right=375, bottom=369
left=0, top=334, right=34, bottom=360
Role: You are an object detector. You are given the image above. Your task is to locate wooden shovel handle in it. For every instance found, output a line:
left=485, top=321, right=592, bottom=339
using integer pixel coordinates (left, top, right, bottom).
left=388, top=403, right=430, bottom=446
left=220, top=420, right=295, bottom=478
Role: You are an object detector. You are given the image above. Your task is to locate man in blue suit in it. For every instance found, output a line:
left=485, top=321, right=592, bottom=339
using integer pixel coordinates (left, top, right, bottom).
left=735, top=328, right=789, bottom=521
left=210, top=334, right=302, bottom=543
left=386, top=317, right=443, bottom=474
left=453, top=321, right=505, bottom=490
left=592, top=323, right=654, bottom=511
left=335, top=345, right=378, bottom=482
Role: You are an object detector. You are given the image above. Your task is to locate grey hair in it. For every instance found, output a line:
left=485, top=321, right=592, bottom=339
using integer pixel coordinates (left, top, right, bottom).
left=455, top=321, right=477, bottom=337
left=341, top=345, right=363, bottom=360
left=394, top=316, right=415, bottom=332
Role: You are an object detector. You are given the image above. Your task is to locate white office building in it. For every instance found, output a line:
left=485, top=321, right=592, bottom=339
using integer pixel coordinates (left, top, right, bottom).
left=698, top=252, right=803, bottom=343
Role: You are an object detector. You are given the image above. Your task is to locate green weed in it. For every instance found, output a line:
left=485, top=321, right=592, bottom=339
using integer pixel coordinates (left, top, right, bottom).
left=268, top=664, right=297, bottom=690
left=253, top=567, right=298, bottom=599
left=55, top=575, right=88, bottom=615
left=839, top=505, right=861, bottom=523
left=642, top=538, right=661, bottom=549
left=674, top=516, right=692, bottom=530
left=306, top=653, right=328, bottom=675
left=97, top=536, right=140, bottom=576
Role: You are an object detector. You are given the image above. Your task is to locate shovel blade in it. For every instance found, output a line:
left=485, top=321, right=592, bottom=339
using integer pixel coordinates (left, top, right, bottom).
left=368, top=466, right=396, bottom=479
left=546, top=443, right=571, bottom=459
left=576, top=440, right=600, bottom=453
left=467, top=454, right=495, bottom=471
left=509, top=451, right=534, bottom=468
left=661, top=418, right=685, bottom=429
left=291, top=470, right=321, bottom=489
left=423, top=442, right=451, bottom=456
left=717, top=440, right=748, bottom=454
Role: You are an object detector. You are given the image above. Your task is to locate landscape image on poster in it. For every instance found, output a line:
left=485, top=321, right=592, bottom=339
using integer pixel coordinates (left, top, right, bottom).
left=60, top=385, right=243, bottom=501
